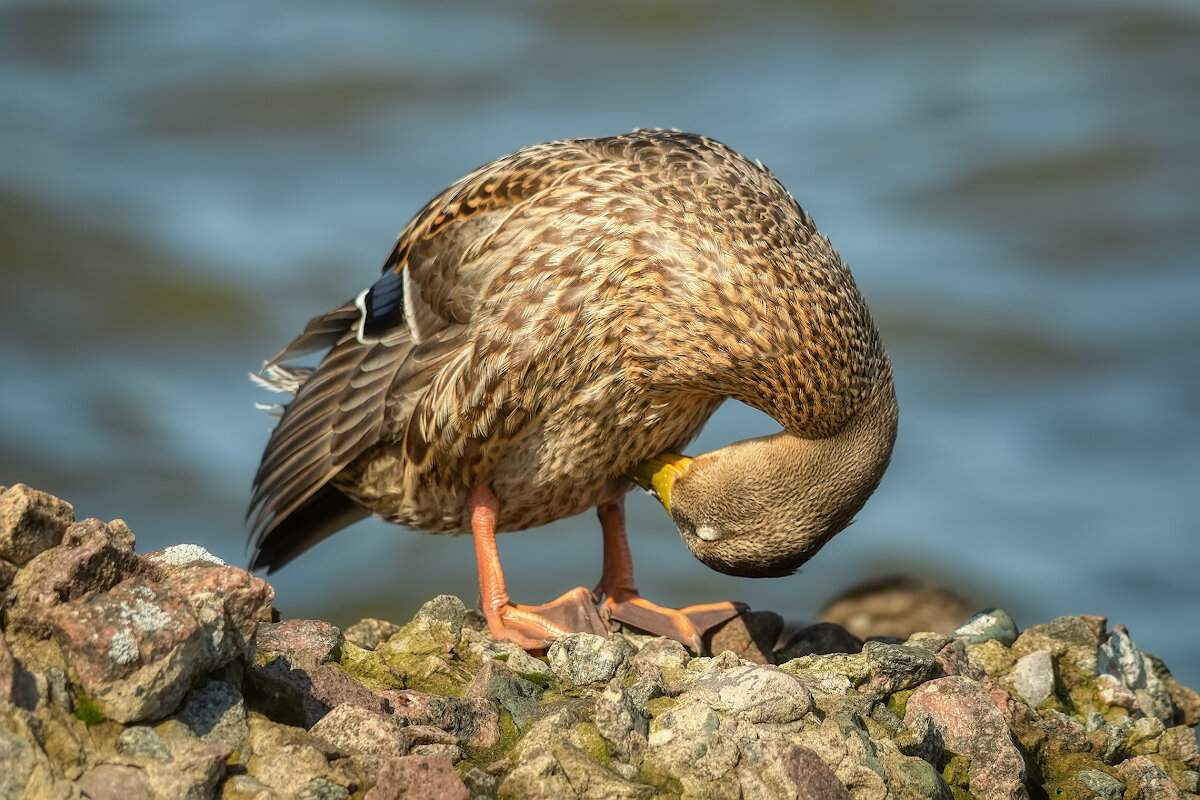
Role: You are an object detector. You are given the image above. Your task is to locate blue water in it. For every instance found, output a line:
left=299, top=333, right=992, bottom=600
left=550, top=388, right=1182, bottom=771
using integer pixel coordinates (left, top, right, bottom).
left=2, top=1, right=1197, bottom=686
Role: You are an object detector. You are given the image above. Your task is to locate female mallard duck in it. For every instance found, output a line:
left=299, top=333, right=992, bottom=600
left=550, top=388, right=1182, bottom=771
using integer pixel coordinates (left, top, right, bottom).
left=249, top=129, right=898, bottom=652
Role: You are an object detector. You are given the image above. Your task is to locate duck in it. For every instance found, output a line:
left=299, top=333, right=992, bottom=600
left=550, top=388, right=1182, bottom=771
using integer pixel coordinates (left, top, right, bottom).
left=248, top=129, right=898, bottom=653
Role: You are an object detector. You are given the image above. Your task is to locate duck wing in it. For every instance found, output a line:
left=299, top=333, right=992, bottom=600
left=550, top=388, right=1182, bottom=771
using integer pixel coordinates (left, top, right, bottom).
left=248, top=140, right=609, bottom=569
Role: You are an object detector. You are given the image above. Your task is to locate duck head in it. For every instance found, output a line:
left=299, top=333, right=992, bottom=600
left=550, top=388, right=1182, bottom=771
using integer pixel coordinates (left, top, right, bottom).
left=631, top=385, right=898, bottom=578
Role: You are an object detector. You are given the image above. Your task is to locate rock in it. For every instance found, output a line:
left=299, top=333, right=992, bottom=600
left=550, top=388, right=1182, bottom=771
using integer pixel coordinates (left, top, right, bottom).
left=173, top=678, right=247, bottom=748
left=1097, top=625, right=1175, bottom=723
left=0, top=634, right=17, bottom=705
left=47, top=564, right=272, bottom=723
left=0, top=484, right=75, bottom=566
left=501, top=740, right=654, bottom=800
left=1010, top=649, right=1055, bottom=707
left=6, top=517, right=140, bottom=640
left=7, top=486, right=1200, bottom=800
left=1159, top=725, right=1200, bottom=770
left=691, top=663, right=814, bottom=724
left=904, top=676, right=1030, bottom=800
left=119, top=725, right=172, bottom=761
left=466, top=658, right=543, bottom=731
left=776, top=622, right=864, bottom=661
left=0, top=557, right=17, bottom=594
left=343, top=617, right=402, bottom=651
left=1116, top=755, right=1186, bottom=799
left=1076, top=768, right=1125, bottom=800
left=548, top=632, right=634, bottom=686
left=364, top=754, right=469, bottom=800
left=1, top=705, right=74, bottom=800
left=932, top=637, right=985, bottom=680
left=593, top=679, right=649, bottom=762
left=75, top=764, right=154, bottom=800
left=1145, top=653, right=1200, bottom=727
left=629, top=636, right=690, bottom=684
left=707, top=609, right=783, bottom=664
left=248, top=660, right=389, bottom=729
left=954, top=608, right=1019, bottom=646
left=741, top=741, right=856, bottom=799
left=309, top=704, right=412, bottom=759
left=862, top=641, right=942, bottom=694
left=242, top=712, right=343, bottom=796
left=255, top=619, right=342, bottom=671
left=382, top=688, right=500, bottom=751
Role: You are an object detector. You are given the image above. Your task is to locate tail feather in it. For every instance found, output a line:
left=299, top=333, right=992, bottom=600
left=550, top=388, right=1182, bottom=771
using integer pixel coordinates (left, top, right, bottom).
left=249, top=483, right=369, bottom=573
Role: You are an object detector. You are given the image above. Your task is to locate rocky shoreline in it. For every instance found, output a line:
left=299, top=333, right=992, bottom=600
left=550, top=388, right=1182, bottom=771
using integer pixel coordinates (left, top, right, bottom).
left=2, top=483, right=1198, bottom=799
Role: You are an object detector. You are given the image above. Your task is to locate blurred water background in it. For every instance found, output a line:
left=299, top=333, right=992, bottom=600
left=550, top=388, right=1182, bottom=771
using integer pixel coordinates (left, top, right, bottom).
left=2, top=1, right=1197, bottom=685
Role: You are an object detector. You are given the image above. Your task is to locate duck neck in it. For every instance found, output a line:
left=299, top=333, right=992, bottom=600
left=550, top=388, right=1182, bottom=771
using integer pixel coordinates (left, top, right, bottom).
left=675, top=374, right=899, bottom=577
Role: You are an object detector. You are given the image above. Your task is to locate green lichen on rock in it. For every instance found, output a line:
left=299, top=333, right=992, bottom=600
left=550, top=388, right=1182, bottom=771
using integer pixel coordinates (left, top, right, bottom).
left=71, top=692, right=106, bottom=726
left=335, top=639, right=399, bottom=691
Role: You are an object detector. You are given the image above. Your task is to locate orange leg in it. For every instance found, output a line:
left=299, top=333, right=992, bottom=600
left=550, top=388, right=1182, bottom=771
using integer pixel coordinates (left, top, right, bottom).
left=469, top=483, right=607, bottom=650
left=594, top=498, right=744, bottom=653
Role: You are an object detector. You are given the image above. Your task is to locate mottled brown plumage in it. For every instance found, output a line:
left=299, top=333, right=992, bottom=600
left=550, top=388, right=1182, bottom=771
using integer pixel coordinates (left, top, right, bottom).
left=248, top=129, right=897, bottom=646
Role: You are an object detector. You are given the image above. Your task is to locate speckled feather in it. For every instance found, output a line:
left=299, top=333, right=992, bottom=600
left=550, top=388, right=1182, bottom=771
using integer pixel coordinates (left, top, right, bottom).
left=248, top=129, right=891, bottom=568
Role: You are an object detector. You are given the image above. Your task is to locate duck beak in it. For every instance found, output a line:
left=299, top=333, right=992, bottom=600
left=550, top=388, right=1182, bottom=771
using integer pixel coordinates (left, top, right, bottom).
left=628, top=453, right=693, bottom=514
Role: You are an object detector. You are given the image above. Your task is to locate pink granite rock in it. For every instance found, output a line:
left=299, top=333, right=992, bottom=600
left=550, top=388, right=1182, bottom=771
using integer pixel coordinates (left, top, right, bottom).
left=7, top=517, right=140, bottom=638
left=364, top=754, right=468, bottom=800
left=47, top=564, right=272, bottom=723
left=255, top=618, right=343, bottom=671
left=904, top=675, right=1030, bottom=800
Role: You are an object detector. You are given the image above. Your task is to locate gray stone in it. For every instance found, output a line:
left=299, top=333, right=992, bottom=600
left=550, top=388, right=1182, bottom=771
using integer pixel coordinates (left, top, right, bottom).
left=412, top=595, right=468, bottom=639
left=692, top=664, right=814, bottom=724
left=501, top=646, right=552, bottom=680
left=1076, top=768, right=1125, bottom=800
left=466, top=658, right=544, bottom=731
left=594, top=679, right=649, bottom=762
left=119, top=726, right=172, bottom=761
left=548, top=632, right=634, bottom=686
left=1098, top=626, right=1175, bottom=722
left=308, top=704, right=411, bottom=759
left=862, top=641, right=942, bottom=694
left=297, top=778, right=352, bottom=800
left=954, top=608, right=1019, bottom=646
left=1011, top=649, right=1055, bottom=707
left=174, top=678, right=247, bottom=747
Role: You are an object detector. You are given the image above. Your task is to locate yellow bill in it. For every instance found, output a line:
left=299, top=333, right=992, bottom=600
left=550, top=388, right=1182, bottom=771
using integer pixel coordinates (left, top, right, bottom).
left=628, top=453, right=693, bottom=514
